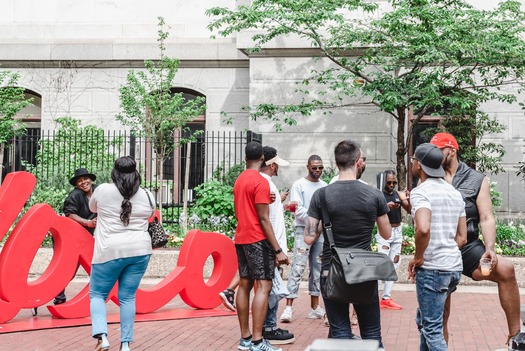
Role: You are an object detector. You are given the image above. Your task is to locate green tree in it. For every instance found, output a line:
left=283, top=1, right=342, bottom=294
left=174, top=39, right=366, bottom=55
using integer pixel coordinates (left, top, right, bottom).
left=0, top=71, right=32, bottom=184
left=207, top=0, right=525, bottom=188
left=117, top=17, right=206, bottom=223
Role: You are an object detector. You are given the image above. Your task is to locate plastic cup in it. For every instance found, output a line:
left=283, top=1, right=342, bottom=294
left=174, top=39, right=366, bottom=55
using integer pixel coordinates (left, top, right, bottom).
left=480, top=257, right=491, bottom=276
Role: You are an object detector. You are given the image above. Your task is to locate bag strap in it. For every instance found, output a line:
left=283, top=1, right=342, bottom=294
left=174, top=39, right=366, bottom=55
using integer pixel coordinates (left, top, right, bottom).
left=143, top=189, right=156, bottom=218
left=144, top=188, right=154, bottom=209
left=319, top=187, right=336, bottom=250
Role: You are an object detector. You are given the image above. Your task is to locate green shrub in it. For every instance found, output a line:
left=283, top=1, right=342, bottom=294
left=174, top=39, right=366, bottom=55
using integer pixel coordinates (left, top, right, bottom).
left=320, top=161, right=337, bottom=184
left=212, top=162, right=245, bottom=187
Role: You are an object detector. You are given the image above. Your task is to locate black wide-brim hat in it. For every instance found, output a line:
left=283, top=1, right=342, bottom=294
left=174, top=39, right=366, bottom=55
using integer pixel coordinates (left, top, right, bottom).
left=69, top=168, right=97, bottom=186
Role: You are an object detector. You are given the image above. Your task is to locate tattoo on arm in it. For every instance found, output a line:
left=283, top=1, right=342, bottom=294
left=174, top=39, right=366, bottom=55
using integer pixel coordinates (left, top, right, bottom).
left=305, top=218, right=320, bottom=237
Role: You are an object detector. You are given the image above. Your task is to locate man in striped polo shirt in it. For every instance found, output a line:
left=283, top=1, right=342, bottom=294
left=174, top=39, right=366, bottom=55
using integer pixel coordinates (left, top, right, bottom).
left=408, top=143, right=467, bottom=351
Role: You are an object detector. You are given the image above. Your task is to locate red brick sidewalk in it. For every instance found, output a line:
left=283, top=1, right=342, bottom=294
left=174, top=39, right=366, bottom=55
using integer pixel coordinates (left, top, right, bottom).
left=0, top=282, right=517, bottom=351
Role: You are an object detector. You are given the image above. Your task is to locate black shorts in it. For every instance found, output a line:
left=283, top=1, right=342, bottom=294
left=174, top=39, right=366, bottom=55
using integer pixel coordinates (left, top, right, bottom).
left=235, top=239, right=275, bottom=280
left=460, top=239, right=485, bottom=278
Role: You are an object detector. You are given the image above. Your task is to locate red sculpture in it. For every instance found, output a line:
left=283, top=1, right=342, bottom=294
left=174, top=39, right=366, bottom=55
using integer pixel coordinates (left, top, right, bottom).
left=0, top=172, right=237, bottom=324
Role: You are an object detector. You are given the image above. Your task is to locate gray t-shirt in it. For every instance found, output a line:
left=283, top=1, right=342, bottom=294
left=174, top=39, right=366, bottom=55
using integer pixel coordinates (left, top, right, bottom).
left=291, top=177, right=327, bottom=227
left=308, top=180, right=389, bottom=266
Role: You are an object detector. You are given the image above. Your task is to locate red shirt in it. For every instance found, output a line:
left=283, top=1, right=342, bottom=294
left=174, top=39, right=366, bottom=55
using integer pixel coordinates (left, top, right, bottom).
left=233, top=169, right=271, bottom=244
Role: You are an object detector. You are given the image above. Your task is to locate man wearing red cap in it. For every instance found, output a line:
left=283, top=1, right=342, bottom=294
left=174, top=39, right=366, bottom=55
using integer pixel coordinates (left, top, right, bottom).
left=430, top=132, right=521, bottom=347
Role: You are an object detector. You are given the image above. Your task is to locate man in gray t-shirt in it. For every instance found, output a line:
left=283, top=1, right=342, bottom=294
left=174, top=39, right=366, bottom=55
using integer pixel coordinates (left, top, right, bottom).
left=408, top=143, right=467, bottom=351
left=303, top=139, right=391, bottom=346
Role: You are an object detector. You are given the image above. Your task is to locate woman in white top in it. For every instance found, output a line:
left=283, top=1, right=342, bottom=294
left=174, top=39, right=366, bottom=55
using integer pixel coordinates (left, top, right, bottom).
left=89, top=156, right=153, bottom=351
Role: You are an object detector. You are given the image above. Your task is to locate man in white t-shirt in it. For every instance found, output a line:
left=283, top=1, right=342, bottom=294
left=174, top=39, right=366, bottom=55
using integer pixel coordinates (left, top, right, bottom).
left=408, top=143, right=467, bottom=351
left=259, top=146, right=295, bottom=346
left=280, top=155, right=327, bottom=323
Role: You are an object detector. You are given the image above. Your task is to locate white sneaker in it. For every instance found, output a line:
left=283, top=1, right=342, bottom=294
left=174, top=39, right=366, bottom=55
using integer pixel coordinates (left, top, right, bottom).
left=280, top=306, right=293, bottom=323
left=308, top=306, right=326, bottom=319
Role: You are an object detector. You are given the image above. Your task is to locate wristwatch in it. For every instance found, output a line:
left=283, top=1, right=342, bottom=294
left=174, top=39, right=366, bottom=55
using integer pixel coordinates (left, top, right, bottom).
left=274, top=248, right=283, bottom=254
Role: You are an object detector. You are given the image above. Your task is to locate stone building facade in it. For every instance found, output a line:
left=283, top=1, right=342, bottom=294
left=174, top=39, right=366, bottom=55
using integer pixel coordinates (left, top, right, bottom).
left=0, top=0, right=523, bottom=214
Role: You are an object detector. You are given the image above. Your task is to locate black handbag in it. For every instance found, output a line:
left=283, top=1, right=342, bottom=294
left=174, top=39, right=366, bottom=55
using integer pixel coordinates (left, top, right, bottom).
left=319, top=188, right=397, bottom=304
left=144, top=189, right=168, bottom=249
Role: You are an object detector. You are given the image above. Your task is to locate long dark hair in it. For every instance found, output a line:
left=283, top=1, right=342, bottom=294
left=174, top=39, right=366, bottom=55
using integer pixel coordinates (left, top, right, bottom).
left=111, top=156, right=141, bottom=226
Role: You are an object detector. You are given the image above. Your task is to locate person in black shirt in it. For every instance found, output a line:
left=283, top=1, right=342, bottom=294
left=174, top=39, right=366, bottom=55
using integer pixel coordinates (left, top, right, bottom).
left=304, top=139, right=391, bottom=348
left=430, top=132, right=521, bottom=348
left=56, top=168, right=98, bottom=304
left=376, top=170, right=410, bottom=310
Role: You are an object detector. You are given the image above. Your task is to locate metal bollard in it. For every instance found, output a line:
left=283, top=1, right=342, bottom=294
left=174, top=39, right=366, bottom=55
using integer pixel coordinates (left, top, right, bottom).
left=304, top=339, right=380, bottom=351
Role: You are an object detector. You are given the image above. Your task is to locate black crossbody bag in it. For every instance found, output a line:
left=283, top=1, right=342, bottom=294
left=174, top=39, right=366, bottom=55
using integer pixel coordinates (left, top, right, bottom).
left=319, top=187, right=397, bottom=304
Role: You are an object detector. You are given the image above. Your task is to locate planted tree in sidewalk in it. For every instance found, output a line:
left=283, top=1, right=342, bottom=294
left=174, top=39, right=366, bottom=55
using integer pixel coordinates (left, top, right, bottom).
left=117, top=17, right=206, bottom=224
left=207, top=0, right=525, bottom=188
left=0, top=71, right=32, bottom=184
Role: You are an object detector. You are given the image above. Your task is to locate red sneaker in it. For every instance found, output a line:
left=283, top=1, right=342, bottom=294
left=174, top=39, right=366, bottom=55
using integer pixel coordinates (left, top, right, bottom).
left=380, top=298, right=402, bottom=310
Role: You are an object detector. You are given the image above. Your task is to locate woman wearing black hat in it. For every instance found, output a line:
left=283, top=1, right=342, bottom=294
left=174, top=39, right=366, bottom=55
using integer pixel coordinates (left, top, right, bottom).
left=52, top=168, right=98, bottom=306
left=63, top=168, right=98, bottom=236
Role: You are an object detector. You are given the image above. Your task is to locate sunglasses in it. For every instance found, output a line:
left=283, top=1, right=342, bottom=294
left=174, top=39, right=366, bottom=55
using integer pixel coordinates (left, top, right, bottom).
left=410, top=156, right=417, bottom=163
left=311, top=166, right=324, bottom=171
left=386, top=181, right=398, bottom=185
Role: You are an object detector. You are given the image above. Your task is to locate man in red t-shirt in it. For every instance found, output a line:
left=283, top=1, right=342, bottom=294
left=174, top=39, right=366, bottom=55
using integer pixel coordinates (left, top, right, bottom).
left=233, top=141, right=289, bottom=351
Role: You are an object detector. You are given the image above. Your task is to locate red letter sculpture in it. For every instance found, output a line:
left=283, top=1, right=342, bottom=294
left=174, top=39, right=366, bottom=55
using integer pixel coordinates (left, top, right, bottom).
left=0, top=172, right=237, bottom=324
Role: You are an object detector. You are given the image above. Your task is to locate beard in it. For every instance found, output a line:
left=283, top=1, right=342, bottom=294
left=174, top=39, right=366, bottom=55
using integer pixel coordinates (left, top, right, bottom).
left=309, top=170, right=321, bottom=179
left=357, top=165, right=366, bottom=179
left=442, top=156, right=452, bottom=171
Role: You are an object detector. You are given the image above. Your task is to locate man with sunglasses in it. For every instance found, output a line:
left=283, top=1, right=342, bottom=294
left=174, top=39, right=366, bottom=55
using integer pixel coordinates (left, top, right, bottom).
left=280, top=155, right=327, bottom=323
left=376, top=170, right=410, bottom=310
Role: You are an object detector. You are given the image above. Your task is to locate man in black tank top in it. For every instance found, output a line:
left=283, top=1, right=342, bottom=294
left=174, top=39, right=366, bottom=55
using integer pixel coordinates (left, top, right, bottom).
left=376, top=170, right=410, bottom=310
left=430, top=133, right=520, bottom=347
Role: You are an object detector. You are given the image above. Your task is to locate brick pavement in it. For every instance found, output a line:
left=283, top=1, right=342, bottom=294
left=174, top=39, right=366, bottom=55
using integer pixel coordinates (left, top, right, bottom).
left=0, top=281, right=519, bottom=351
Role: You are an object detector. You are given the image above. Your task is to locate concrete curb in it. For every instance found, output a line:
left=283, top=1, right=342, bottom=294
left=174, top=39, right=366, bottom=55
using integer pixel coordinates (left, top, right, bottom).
left=24, top=248, right=525, bottom=287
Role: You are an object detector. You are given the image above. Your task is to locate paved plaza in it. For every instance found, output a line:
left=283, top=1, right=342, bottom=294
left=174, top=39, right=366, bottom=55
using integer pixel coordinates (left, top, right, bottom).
left=0, top=279, right=519, bottom=351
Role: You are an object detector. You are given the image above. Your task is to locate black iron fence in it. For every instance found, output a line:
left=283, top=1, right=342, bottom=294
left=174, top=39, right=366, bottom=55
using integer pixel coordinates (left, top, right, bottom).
left=2, top=129, right=262, bottom=223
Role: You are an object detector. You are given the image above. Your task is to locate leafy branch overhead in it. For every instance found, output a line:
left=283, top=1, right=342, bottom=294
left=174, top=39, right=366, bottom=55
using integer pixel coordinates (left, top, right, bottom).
left=117, top=16, right=206, bottom=158
left=208, top=0, right=525, bottom=186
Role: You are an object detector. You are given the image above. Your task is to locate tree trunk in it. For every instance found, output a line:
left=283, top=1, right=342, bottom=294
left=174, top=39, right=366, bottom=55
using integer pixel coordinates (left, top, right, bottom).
left=181, top=142, right=192, bottom=233
left=157, top=156, right=164, bottom=223
left=396, top=106, right=408, bottom=190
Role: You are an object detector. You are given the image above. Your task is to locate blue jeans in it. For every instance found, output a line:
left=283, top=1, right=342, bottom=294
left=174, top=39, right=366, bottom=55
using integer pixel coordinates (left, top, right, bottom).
left=415, top=268, right=461, bottom=351
left=321, top=266, right=383, bottom=347
left=263, top=302, right=278, bottom=330
left=90, top=255, right=151, bottom=342
left=286, top=226, right=323, bottom=298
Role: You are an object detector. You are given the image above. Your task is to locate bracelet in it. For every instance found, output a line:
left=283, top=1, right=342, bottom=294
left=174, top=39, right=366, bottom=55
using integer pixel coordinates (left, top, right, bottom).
left=274, top=248, right=282, bottom=255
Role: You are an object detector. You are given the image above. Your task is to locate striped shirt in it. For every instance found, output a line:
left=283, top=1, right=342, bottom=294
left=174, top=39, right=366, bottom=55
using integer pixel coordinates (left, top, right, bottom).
left=411, top=178, right=466, bottom=272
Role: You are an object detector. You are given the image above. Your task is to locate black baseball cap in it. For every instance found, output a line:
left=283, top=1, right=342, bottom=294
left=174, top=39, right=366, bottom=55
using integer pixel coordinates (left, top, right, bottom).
left=414, top=143, right=445, bottom=178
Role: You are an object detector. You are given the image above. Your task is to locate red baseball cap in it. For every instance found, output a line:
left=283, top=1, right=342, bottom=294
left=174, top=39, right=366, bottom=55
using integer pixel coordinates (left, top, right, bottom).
left=430, top=132, right=459, bottom=150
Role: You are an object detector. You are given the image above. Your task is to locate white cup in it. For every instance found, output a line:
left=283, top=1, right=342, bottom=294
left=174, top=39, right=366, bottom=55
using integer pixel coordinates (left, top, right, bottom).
left=480, top=257, right=491, bottom=276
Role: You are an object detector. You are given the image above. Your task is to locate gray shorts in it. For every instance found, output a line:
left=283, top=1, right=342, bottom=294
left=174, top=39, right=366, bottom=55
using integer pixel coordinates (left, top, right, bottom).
left=236, top=239, right=275, bottom=280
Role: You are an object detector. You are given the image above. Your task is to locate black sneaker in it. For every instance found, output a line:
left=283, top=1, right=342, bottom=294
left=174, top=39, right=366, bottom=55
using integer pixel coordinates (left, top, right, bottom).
left=262, top=328, right=295, bottom=345
left=53, top=297, right=66, bottom=305
left=219, top=288, right=236, bottom=312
